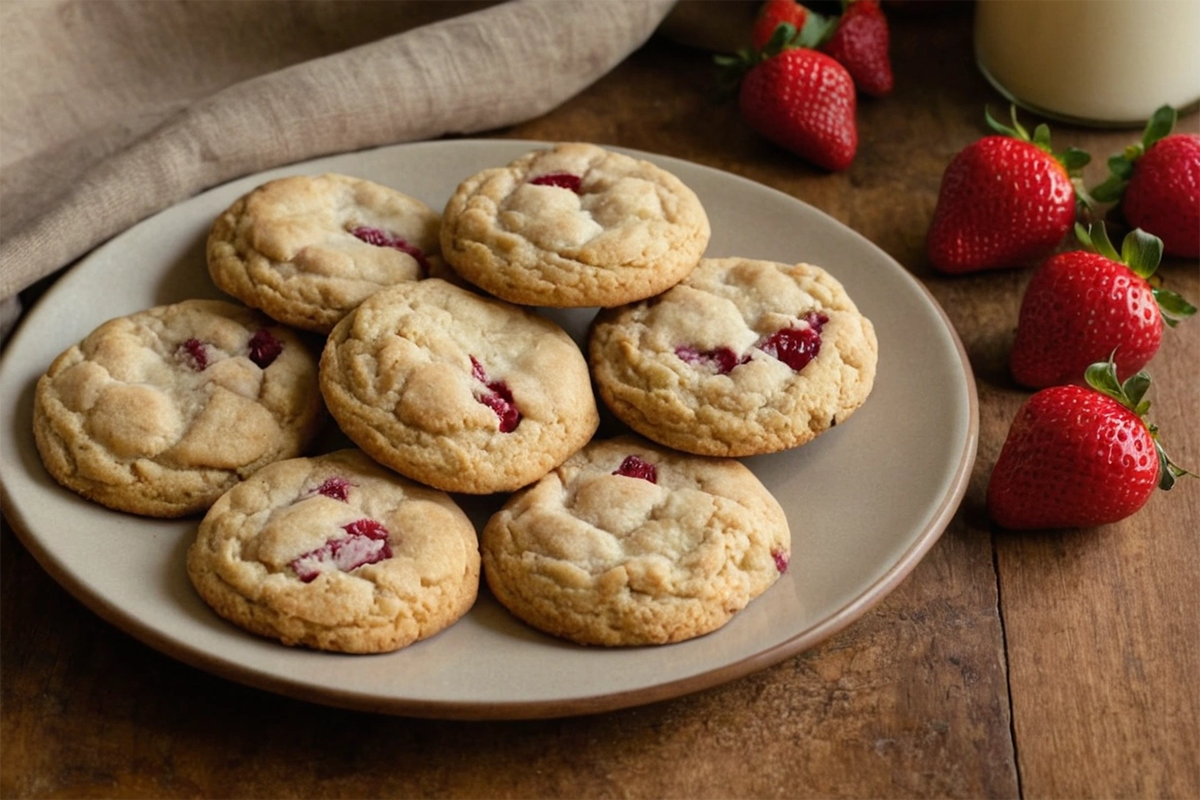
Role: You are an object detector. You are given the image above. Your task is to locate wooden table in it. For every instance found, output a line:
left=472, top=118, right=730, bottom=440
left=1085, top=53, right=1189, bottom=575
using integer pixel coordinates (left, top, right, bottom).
left=3, top=6, right=1197, bottom=798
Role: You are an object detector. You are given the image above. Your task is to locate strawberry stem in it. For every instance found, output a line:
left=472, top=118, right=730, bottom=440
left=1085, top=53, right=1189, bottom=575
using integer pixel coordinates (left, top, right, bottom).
left=1077, top=223, right=1196, bottom=327
left=713, top=13, right=834, bottom=102
left=1121, top=228, right=1164, bottom=280
left=985, top=105, right=1090, bottom=173
left=1153, top=287, right=1198, bottom=328
left=1141, top=104, right=1177, bottom=151
left=1083, top=357, right=1193, bottom=491
left=1088, top=104, right=1178, bottom=204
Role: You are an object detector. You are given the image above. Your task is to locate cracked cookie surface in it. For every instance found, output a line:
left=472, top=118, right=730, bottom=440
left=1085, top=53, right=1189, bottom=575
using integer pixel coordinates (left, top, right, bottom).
left=187, top=449, right=479, bottom=653
left=207, top=173, right=444, bottom=334
left=589, top=257, right=878, bottom=457
left=33, top=299, right=325, bottom=517
left=319, top=278, right=599, bottom=494
left=440, top=142, right=710, bottom=308
left=482, top=436, right=791, bottom=646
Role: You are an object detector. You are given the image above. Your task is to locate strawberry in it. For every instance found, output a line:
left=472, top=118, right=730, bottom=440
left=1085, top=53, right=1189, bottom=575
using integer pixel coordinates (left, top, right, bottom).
left=926, top=106, right=1090, bottom=274
left=987, top=359, right=1190, bottom=530
left=717, top=22, right=857, bottom=172
left=820, top=0, right=894, bottom=97
left=751, top=0, right=813, bottom=50
left=1090, top=105, right=1200, bottom=258
left=1010, top=222, right=1196, bottom=388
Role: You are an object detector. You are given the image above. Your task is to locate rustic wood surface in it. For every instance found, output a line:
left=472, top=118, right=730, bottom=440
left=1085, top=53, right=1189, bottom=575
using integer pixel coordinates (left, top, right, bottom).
left=2, top=6, right=1197, bottom=799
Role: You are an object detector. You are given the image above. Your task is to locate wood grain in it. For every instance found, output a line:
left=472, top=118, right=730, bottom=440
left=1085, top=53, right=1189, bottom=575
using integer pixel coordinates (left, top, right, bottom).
left=2, top=6, right=1196, bottom=799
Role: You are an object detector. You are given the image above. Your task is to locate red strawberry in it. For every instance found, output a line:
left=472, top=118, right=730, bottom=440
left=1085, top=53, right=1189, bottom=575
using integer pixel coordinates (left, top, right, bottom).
left=987, top=359, right=1189, bottom=530
left=1010, top=223, right=1196, bottom=388
left=926, top=106, right=1090, bottom=274
left=820, top=0, right=894, bottom=97
left=1090, top=105, right=1200, bottom=258
left=718, top=22, right=857, bottom=172
left=751, top=0, right=812, bottom=50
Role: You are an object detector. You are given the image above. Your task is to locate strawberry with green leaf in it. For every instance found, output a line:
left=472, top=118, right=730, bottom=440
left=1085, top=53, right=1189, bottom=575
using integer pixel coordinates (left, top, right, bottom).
left=987, top=358, right=1190, bottom=530
left=1090, top=104, right=1200, bottom=258
left=717, top=20, right=856, bottom=172
left=750, top=0, right=817, bottom=50
left=926, top=106, right=1090, bottom=274
left=820, top=0, right=893, bottom=97
left=1009, top=222, right=1196, bottom=388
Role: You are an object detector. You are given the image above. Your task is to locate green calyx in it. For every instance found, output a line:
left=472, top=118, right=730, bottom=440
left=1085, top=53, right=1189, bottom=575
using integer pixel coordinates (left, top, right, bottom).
left=1089, top=104, right=1177, bottom=204
left=1083, top=357, right=1192, bottom=491
left=985, top=105, right=1091, bottom=174
left=713, top=14, right=834, bottom=98
left=1075, top=221, right=1197, bottom=327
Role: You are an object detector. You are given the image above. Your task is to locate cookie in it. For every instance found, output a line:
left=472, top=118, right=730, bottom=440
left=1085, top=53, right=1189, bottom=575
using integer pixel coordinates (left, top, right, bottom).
left=482, top=436, right=791, bottom=646
left=319, top=278, right=599, bottom=494
left=440, top=142, right=711, bottom=308
left=207, top=173, right=444, bottom=334
left=187, top=449, right=480, bottom=653
left=33, top=299, right=325, bottom=517
left=589, top=257, right=878, bottom=457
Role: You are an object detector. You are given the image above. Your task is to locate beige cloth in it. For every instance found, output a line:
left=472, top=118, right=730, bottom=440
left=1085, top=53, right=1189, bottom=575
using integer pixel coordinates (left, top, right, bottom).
left=0, top=0, right=678, bottom=337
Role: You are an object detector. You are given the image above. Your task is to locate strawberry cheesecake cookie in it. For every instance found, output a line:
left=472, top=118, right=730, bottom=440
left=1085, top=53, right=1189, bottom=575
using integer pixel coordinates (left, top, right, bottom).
left=482, top=436, right=791, bottom=646
left=33, top=299, right=325, bottom=517
left=589, top=257, right=878, bottom=457
left=187, top=449, right=480, bottom=653
left=439, top=142, right=711, bottom=308
left=207, top=173, right=443, bottom=334
left=319, top=278, right=599, bottom=494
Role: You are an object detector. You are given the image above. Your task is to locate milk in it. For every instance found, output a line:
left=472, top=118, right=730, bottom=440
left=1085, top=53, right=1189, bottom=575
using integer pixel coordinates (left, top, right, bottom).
left=974, top=0, right=1200, bottom=127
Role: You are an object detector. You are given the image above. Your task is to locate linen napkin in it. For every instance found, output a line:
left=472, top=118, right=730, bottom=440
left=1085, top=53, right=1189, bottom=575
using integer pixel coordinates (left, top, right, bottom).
left=0, top=0, right=678, bottom=338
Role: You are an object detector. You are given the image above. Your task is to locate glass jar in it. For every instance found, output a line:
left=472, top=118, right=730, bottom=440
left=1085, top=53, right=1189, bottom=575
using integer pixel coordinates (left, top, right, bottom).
left=974, top=0, right=1200, bottom=127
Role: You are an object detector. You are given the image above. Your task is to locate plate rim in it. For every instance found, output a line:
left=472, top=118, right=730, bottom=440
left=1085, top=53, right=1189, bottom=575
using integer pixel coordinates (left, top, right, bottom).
left=0, top=137, right=979, bottom=720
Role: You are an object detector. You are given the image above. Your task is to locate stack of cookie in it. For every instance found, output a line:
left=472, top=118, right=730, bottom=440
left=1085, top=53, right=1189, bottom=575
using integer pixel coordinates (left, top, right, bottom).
left=32, top=142, right=878, bottom=654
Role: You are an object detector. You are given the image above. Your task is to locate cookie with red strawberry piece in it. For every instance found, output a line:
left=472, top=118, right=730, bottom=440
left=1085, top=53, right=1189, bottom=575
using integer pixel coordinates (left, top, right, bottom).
left=33, top=299, right=325, bottom=517
left=439, top=142, right=711, bottom=308
left=208, top=173, right=445, bottom=334
left=1010, top=222, right=1196, bottom=388
left=926, top=106, right=1090, bottom=274
left=1090, top=105, right=1200, bottom=258
left=820, top=0, right=894, bottom=97
left=589, top=257, right=877, bottom=457
left=481, top=435, right=791, bottom=646
left=319, top=278, right=598, bottom=494
left=987, top=359, right=1191, bottom=530
left=187, top=449, right=480, bottom=653
left=717, top=21, right=857, bottom=171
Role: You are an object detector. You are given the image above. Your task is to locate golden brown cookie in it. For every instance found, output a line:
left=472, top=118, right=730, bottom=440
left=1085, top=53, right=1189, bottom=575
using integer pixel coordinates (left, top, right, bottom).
left=207, top=173, right=444, bottom=334
left=33, top=299, right=325, bottom=517
left=319, top=278, right=599, bottom=494
left=482, top=436, right=791, bottom=646
left=589, top=257, right=878, bottom=456
left=440, top=142, right=711, bottom=308
left=187, top=449, right=480, bottom=653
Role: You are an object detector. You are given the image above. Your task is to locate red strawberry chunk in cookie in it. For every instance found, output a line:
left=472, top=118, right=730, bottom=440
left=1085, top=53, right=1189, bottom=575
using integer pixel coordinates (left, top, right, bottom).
left=178, top=338, right=210, bottom=371
left=529, top=172, right=583, bottom=193
left=675, top=345, right=749, bottom=375
left=350, top=226, right=431, bottom=274
left=772, top=548, right=789, bottom=573
left=612, top=455, right=657, bottom=484
left=290, top=518, right=393, bottom=583
left=469, top=355, right=521, bottom=433
left=247, top=328, right=283, bottom=368
left=314, top=476, right=353, bottom=502
left=758, top=312, right=829, bottom=371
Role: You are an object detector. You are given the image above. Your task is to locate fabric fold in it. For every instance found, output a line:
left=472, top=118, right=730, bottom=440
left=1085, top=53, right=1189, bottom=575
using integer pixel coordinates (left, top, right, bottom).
left=0, top=0, right=677, bottom=319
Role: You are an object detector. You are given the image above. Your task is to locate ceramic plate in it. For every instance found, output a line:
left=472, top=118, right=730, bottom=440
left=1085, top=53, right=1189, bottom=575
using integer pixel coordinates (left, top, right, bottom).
left=0, top=140, right=977, bottom=719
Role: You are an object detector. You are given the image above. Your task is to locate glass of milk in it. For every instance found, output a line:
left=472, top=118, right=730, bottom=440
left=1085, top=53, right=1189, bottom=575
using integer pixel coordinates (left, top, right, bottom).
left=974, top=0, right=1200, bottom=127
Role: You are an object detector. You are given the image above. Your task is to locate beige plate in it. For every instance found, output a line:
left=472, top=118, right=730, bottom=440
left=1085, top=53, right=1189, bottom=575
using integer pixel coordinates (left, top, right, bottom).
left=0, top=140, right=977, bottom=720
